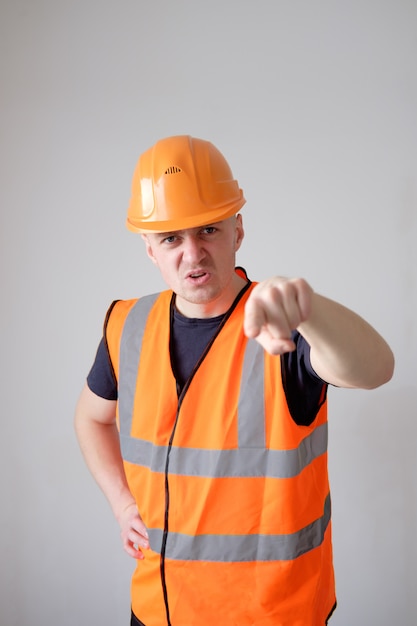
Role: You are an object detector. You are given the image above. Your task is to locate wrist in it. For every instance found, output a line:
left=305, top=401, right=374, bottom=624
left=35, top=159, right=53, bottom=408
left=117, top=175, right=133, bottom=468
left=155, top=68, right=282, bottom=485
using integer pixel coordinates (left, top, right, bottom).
left=112, top=495, right=137, bottom=524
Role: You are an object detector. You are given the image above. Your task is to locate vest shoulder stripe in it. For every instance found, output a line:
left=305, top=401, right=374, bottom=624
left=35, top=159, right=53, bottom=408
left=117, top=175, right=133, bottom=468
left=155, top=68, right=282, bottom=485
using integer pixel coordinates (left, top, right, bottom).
left=118, top=293, right=160, bottom=435
left=238, top=339, right=266, bottom=448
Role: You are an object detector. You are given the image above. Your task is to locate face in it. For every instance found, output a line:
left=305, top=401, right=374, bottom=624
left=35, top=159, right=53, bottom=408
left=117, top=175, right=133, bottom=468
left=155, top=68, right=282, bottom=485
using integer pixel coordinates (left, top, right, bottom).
left=142, top=215, right=245, bottom=317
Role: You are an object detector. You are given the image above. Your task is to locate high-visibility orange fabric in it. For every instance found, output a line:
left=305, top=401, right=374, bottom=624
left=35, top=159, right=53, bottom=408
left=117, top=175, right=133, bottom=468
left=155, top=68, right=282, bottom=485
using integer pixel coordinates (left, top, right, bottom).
left=106, top=283, right=336, bottom=626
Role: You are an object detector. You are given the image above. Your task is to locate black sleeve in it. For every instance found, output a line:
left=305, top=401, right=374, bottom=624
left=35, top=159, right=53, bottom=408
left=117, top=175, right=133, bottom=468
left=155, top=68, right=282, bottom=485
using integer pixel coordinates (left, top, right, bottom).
left=281, top=331, right=327, bottom=427
left=86, top=336, right=118, bottom=400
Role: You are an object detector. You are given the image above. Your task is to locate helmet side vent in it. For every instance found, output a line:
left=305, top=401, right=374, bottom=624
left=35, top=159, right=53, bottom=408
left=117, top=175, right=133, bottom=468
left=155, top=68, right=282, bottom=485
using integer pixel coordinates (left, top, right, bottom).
left=165, top=166, right=182, bottom=175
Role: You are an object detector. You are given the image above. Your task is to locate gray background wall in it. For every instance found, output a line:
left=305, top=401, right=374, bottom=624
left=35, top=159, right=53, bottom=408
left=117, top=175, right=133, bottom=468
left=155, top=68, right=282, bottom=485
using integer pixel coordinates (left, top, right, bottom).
left=1, top=1, right=416, bottom=624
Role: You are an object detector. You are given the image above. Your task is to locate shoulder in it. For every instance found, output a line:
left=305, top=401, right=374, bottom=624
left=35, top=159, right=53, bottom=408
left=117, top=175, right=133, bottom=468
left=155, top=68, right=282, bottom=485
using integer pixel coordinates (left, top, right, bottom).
left=106, top=291, right=173, bottom=345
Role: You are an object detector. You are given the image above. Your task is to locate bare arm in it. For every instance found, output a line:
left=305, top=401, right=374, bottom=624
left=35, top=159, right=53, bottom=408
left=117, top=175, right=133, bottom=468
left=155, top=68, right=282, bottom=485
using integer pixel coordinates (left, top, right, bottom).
left=74, top=383, right=149, bottom=558
left=243, top=277, right=394, bottom=389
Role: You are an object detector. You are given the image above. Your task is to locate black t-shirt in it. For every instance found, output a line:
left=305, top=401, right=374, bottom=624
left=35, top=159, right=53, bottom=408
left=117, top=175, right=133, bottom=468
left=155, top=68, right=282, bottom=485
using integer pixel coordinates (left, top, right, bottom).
left=87, top=306, right=326, bottom=427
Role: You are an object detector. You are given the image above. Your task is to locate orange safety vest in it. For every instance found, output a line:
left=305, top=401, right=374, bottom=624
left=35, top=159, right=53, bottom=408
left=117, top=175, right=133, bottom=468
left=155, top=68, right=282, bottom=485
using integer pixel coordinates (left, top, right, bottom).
left=105, top=281, right=336, bottom=626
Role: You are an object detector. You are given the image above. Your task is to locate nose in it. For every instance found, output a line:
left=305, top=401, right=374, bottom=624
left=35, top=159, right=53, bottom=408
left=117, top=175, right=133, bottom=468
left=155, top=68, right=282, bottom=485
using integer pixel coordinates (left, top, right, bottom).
left=181, top=234, right=206, bottom=264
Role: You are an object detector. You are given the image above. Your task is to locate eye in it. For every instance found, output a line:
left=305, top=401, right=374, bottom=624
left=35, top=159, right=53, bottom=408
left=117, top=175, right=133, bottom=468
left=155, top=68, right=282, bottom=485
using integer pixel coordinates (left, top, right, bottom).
left=161, top=235, right=177, bottom=244
left=201, top=226, right=217, bottom=235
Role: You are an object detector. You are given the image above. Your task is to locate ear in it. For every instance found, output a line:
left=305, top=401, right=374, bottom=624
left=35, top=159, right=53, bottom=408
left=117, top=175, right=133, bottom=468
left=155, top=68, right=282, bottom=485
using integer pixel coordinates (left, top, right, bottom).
left=141, top=234, right=158, bottom=266
left=234, top=214, right=245, bottom=252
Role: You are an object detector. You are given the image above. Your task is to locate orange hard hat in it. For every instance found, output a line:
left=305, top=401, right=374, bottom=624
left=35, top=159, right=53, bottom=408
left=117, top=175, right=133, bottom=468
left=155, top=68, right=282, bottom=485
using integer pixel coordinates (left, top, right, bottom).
left=126, top=135, right=246, bottom=233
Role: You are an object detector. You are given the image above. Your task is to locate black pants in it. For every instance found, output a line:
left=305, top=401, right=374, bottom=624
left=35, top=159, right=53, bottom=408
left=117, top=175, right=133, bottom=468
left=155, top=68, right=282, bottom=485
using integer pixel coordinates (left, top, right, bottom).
left=131, top=611, right=146, bottom=626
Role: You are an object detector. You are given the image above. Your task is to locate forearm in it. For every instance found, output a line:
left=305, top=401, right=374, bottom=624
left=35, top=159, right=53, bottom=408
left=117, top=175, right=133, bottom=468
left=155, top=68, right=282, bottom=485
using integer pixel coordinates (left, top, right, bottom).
left=74, top=384, right=150, bottom=558
left=299, top=294, right=394, bottom=389
left=74, top=388, right=136, bottom=522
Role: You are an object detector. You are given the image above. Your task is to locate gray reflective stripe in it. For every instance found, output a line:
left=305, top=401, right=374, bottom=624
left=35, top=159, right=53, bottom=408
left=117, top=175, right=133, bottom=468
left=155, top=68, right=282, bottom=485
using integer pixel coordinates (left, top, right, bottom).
left=120, top=422, right=328, bottom=479
left=147, top=493, right=331, bottom=562
left=238, top=339, right=265, bottom=448
left=118, top=294, right=159, bottom=435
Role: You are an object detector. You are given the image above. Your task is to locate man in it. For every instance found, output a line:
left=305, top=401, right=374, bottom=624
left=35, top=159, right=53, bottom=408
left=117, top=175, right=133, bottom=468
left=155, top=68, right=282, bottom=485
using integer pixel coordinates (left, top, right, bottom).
left=74, top=135, right=394, bottom=626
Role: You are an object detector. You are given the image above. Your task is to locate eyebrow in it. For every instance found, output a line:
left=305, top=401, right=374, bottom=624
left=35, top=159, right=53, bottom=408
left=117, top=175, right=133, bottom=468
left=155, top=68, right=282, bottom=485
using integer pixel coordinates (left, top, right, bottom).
left=156, top=230, right=183, bottom=238
left=157, top=223, right=220, bottom=238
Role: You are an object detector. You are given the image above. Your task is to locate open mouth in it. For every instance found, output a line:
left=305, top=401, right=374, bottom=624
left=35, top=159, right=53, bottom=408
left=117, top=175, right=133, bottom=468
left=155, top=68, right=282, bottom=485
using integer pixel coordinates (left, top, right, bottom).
left=186, top=270, right=210, bottom=284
